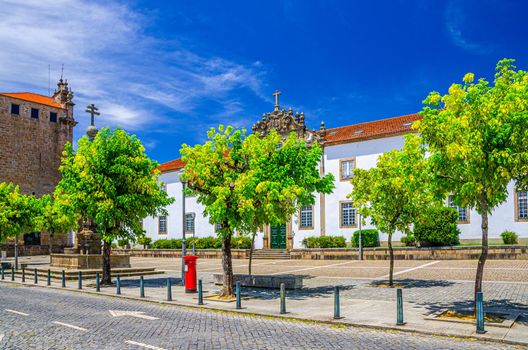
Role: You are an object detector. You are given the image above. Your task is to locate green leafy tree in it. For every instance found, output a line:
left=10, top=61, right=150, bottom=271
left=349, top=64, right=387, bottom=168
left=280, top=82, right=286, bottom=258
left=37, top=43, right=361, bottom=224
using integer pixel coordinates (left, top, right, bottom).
left=181, top=125, right=334, bottom=297
left=417, top=59, right=528, bottom=303
left=349, top=134, right=434, bottom=286
left=55, top=127, right=174, bottom=284
left=0, top=183, right=36, bottom=269
left=33, top=194, right=77, bottom=255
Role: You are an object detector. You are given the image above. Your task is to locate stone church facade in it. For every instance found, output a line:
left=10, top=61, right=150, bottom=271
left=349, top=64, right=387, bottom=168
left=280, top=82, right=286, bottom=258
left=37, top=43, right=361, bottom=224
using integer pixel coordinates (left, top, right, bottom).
left=0, top=79, right=76, bottom=249
left=143, top=94, right=528, bottom=248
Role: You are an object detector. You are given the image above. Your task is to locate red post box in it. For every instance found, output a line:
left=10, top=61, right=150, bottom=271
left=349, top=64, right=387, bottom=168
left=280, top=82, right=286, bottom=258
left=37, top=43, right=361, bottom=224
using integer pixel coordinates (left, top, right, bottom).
left=184, top=255, right=198, bottom=293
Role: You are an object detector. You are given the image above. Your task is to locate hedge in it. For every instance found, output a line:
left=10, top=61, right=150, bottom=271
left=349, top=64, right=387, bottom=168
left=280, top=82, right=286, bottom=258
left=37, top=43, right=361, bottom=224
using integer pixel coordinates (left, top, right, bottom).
left=414, top=206, right=460, bottom=246
left=150, top=236, right=252, bottom=250
left=351, top=229, right=380, bottom=247
left=302, top=236, right=347, bottom=248
left=501, top=231, right=519, bottom=245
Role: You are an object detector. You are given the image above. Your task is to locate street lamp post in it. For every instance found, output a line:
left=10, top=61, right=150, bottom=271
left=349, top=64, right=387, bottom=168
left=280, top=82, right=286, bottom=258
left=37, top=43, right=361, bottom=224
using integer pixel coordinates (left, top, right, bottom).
left=14, top=235, right=19, bottom=270
left=181, top=178, right=187, bottom=286
left=358, top=213, right=363, bottom=261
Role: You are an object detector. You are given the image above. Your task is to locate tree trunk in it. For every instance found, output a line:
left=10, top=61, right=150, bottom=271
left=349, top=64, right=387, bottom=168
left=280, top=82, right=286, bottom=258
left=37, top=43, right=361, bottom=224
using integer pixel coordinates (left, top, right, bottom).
left=220, top=232, right=234, bottom=297
left=475, top=194, right=489, bottom=312
left=102, top=240, right=112, bottom=285
left=248, top=232, right=256, bottom=276
left=388, top=232, right=394, bottom=287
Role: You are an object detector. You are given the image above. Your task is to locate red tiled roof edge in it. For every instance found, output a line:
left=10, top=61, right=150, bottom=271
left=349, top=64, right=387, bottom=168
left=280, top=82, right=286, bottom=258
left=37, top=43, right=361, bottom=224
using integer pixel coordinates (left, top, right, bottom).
left=0, top=92, right=66, bottom=110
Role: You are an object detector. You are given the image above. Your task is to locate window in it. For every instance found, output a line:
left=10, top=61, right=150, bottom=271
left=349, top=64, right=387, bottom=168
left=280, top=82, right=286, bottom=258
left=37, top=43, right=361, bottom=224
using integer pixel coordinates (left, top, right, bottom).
left=11, top=104, right=20, bottom=115
left=448, top=195, right=469, bottom=223
left=185, top=213, right=195, bottom=233
left=31, top=108, right=39, bottom=119
left=50, top=112, right=57, bottom=123
left=299, top=205, right=313, bottom=229
left=517, top=190, right=528, bottom=220
left=158, top=215, right=167, bottom=234
left=340, top=159, right=355, bottom=180
left=340, top=202, right=356, bottom=227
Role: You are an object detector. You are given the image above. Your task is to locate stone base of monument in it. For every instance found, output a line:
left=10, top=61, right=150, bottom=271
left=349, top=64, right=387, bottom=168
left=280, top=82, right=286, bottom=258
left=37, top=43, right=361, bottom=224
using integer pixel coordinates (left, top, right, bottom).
left=51, top=254, right=131, bottom=269
left=213, top=273, right=303, bottom=289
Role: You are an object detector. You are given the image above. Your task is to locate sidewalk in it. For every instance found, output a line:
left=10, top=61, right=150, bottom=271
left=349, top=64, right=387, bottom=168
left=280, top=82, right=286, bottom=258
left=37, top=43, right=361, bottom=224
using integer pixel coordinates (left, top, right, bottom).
left=1, top=272, right=527, bottom=346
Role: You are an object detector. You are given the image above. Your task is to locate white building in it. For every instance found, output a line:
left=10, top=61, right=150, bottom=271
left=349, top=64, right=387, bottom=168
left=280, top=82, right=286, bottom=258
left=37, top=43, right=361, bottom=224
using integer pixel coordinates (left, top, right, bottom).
left=143, top=97, right=528, bottom=249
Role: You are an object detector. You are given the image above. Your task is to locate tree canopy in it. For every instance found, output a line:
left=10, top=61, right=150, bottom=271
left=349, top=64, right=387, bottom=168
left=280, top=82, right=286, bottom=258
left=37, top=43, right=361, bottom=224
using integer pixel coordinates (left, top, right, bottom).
left=0, top=182, right=35, bottom=242
left=181, top=125, right=334, bottom=296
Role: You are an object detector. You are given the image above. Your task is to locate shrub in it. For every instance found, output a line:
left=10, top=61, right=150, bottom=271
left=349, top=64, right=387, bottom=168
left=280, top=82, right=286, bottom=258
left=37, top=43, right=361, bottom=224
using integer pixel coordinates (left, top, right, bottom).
left=413, top=206, right=460, bottom=246
left=351, top=229, right=380, bottom=248
left=137, top=236, right=152, bottom=248
left=151, top=236, right=252, bottom=250
left=302, top=236, right=347, bottom=248
left=232, top=236, right=253, bottom=249
left=151, top=239, right=182, bottom=249
left=501, top=231, right=518, bottom=245
left=117, top=239, right=129, bottom=248
left=400, top=234, right=416, bottom=247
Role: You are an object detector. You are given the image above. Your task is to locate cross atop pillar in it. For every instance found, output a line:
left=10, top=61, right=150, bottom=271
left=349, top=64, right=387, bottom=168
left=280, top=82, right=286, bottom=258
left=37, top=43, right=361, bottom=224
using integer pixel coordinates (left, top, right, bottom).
left=273, top=90, right=282, bottom=111
left=85, top=104, right=100, bottom=126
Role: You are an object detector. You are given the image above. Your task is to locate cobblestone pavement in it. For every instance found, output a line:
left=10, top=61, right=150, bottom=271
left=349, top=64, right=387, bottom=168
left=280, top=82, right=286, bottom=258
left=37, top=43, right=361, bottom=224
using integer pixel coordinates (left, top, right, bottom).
left=0, top=283, right=522, bottom=349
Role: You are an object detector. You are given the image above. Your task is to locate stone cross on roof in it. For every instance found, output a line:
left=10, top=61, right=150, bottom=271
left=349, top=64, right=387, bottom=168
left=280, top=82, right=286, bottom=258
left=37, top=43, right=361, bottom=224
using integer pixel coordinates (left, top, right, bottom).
left=85, top=104, right=100, bottom=141
left=273, top=90, right=281, bottom=111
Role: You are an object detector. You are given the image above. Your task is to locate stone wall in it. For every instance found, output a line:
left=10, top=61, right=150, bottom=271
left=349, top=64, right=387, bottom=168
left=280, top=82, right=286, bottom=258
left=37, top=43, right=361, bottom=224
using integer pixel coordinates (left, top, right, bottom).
left=0, top=244, right=66, bottom=257
left=116, top=249, right=250, bottom=259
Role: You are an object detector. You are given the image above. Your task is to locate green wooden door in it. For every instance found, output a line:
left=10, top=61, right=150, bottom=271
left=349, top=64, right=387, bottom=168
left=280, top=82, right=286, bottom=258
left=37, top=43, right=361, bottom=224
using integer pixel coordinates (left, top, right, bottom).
left=270, top=224, right=287, bottom=249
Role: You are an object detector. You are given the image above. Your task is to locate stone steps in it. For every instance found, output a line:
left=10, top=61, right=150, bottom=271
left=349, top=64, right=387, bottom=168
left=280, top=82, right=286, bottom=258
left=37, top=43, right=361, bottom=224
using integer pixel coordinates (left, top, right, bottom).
left=248, top=250, right=290, bottom=260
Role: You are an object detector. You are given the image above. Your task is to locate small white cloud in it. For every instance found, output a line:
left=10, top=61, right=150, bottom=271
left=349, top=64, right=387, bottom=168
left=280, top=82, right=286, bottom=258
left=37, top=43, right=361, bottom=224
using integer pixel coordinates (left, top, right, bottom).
left=445, top=1, right=489, bottom=54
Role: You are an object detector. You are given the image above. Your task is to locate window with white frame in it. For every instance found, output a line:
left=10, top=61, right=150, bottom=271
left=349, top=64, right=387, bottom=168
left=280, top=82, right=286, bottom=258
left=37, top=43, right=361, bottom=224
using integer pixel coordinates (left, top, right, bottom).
left=158, top=215, right=167, bottom=234
left=340, top=202, right=356, bottom=227
left=185, top=213, right=195, bottom=233
left=448, top=195, right=469, bottom=223
left=300, top=205, right=313, bottom=229
left=517, top=190, right=528, bottom=220
left=340, top=159, right=355, bottom=180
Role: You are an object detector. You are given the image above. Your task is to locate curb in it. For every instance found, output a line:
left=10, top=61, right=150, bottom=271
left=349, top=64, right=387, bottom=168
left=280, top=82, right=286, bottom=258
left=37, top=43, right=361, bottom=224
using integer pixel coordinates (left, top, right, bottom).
left=0, top=279, right=526, bottom=347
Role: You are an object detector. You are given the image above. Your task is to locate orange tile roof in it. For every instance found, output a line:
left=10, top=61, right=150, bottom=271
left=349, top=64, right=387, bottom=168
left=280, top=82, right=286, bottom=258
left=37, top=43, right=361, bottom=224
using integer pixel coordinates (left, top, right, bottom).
left=0, top=92, right=65, bottom=109
left=158, top=113, right=422, bottom=173
left=158, top=158, right=185, bottom=173
left=323, top=113, right=421, bottom=145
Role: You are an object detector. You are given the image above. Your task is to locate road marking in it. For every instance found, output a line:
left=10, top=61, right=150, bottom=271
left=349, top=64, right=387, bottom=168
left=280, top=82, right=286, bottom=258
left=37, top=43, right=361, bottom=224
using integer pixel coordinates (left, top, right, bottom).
left=125, top=340, right=167, bottom=350
left=0, top=334, right=4, bottom=341
left=52, top=321, right=87, bottom=332
left=271, top=260, right=360, bottom=275
left=376, top=261, right=440, bottom=279
left=109, top=310, right=159, bottom=320
left=5, top=309, right=29, bottom=316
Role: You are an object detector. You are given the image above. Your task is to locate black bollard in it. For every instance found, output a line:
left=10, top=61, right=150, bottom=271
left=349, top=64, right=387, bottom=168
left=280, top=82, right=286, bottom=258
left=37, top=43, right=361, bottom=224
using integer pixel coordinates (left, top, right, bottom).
left=166, top=278, right=172, bottom=301
left=61, top=270, right=66, bottom=288
left=334, top=286, right=341, bottom=319
left=34, top=268, right=38, bottom=284
left=198, top=279, right=203, bottom=305
left=476, top=292, right=486, bottom=334
left=95, top=272, right=100, bottom=292
left=396, top=288, right=405, bottom=325
left=47, top=269, right=51, bottom=286
left=236, top=281, right=241, bottom=310
left=22, top=267, right=25, bottom=283
left=1, top=267, right=4, bottom=280
left=78, top=271, right=82, bottom=289
left=11, top=267, right=15, bottom=281
left=280, top=283, right=286, bottom=314
left=140, top=276, right=145, bottom=298
left=116, top=273, right=121, bottom=295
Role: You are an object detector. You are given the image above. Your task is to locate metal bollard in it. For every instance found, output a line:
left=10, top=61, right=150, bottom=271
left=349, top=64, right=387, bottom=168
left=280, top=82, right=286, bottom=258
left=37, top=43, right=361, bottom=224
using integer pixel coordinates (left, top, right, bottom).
left=116, top=273, right=121, bottom=295
left=140, top=276, right=145, bottom=298
left=166, top=278, right=172, bottom=301
left=61, top=270, right=66, bottom=288
left=11, top=267, right=15, bottom=281
left=1, top=267, right=4, bottom=280
left=47, top=269, right=51, bottom=286
left=396, top=288, right=405, bottom=325
left=236, top=281, right=241, bottom=310
left=198, top=279, right=203, bottom=305
left=476, top=292, right=486, bottom=334
left=34, top=268, right=38, bottom=284
left=280, top=283, right=286, bottom=314
left=96, top=272, right=100, bottom=292
left=78, top=271, right=82, bottom=289
left=22, top=267, right=25, bottom=282
left=334, top=286, right=341, bottom=319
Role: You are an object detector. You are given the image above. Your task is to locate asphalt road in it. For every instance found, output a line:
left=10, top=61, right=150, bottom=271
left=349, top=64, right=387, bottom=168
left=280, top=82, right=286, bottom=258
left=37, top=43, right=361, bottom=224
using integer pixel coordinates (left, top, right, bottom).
left=0, top=283, right=520, bottom=350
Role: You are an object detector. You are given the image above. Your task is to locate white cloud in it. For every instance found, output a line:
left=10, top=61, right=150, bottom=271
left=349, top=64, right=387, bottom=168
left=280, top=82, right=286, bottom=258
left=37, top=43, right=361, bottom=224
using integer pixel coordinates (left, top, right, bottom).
left=0, top=0, right=267, bottom=134
left=445, top=1, right=488, bottom=54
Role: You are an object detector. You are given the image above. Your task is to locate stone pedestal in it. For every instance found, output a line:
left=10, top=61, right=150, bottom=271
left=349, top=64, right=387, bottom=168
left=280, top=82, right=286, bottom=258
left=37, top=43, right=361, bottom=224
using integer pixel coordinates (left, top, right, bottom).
left=50, top=254, right=131, bottom=269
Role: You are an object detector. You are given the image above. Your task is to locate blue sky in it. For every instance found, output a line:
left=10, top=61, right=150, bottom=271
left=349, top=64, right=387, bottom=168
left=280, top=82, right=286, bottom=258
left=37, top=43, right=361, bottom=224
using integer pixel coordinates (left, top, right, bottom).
left=1, top=0, right=527, bottom=163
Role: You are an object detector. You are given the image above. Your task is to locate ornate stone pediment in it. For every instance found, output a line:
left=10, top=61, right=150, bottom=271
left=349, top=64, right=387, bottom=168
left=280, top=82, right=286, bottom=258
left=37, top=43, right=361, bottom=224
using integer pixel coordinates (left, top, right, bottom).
left=252, top=91, right=325, bottom=145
